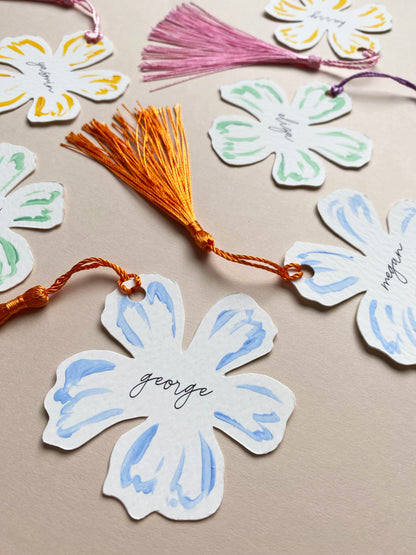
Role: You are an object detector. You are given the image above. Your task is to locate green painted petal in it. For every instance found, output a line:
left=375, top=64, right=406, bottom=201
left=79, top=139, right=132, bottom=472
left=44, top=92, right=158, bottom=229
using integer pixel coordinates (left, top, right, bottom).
left=209, top=116, right=271, bottom=166
left=0, top=227, right=32, bottom=292
left=219, top=79, right=288, bottom=120
left=309, top=127, right=372, bottom=168
left=291, top=82, right=352, bottom=124
left=7, top=181, right=64, bottom=229
left=272, top=147, right=325, bottom=187
left=0, top=143, right=35, bottom=197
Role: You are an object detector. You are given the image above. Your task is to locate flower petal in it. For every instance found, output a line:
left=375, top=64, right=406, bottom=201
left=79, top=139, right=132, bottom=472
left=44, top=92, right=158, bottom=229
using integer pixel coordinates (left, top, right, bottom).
left=350, top=4, right=392, bottom=33
left=0, top=72, right=29, bottom=116
left=357, top=294, right=416, bottom=365
left=6, top=182, right=64, bottom=229
left=103, top=420, right=224, bottom=520
left=0, top=143, right=35, bottom=197
left=43, top=351, right=143, bottom=450
left=214, top=372, right=294, bottom=454
left=27, top=93, right=80, bottom=122
left=0, top=35, right=51, bottom=71
left=309, top=126, right=372, bottom=167
left=0, top=227, right=32, bottom=292
left=186, top=293, right=276, bottom=376
left=271, top=146, right=325, bottom=187
left=387, top=200, right=416, bottom=239
left=264, top=0, right=308, bottom=22
left=274, top=21, right=325, bottom=51
left=66, top=69, right=129, bottom=101
left=101, top=274, right=185, bottom=359
left=285, top=241, right=366, bottom=305
left=317, top=189, right=385, bottom=254
left=209, top=116, right=271, bottom=166
left=290, top=82, right=352, bottom=124
left=54, top=32, right=114, bottom=70
left=328, top=26, right=380, bottom=58
left=219, top=79, right=288, bottom=120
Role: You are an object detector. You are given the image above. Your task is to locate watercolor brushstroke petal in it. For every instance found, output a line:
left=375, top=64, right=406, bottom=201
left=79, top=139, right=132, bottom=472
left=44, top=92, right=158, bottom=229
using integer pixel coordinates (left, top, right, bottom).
left=350, top=4, right=392, bottom=33
left=285, top=241, right=366, bottom=306
left=290, top=82, right=352, bottom=124
left=43, top=350, right=143, bottom=450
left=103, top=421, right=224, bottom=520
left=272, top=146, right=325, bottom=187
left=187, top=293, right=276, bottom=376
left=0, top=35, right=51, bottom=70
left=0, top=72, right=30, bottom=116
left=309, top=127, right=372, bottom=168
left=214, top=373, right=295, bottom=454
left=54, top=32, right=114, bottom=70
left=67, top=69, right=129, bottom=101
left=27, top=93, right=80, bottom=122
left=357, top=294, right=416, bottom=365
left=101, top=274, right=185, bottom=359
left=264, top=0, right=308, bottom=22
left=209, top=116, right=271, bottom=166
left=317, top=189, right=385, bottom=254
left=274, top=21, right=325, bottom=51
left=328, top=26, right=380, bottom=58
left=387, top=200, right=416, bottom=239
left=0, top=227, right=32, bottom=292
left=0, top=143, right=35, bottom=197
left=220, top=79, right=288, bottom=120
left=6, top=182, right=64, bottom=229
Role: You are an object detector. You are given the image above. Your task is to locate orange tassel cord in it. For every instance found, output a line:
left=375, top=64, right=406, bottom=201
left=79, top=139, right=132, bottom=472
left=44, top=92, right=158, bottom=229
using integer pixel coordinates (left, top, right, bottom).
left=0, top=257, right=141, bottom=326
left=64, top=104, right=303, bottom=282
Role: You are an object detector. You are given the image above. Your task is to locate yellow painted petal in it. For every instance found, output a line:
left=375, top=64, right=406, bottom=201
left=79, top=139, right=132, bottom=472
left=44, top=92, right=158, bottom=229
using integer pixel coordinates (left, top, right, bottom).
left=27, top=93, right=80, bottom=123
left=352, top=4, right=392, bottom=32
left=275, top=22, right=325, bottom=50
left=329, top=29, right=379, bottom=58
left=264, top=0, right=307, bottom=22
left=0, top=72, right=29, bottom=113
left=0, top=36, right=51, bottom=70
left=68, top=70, right=129, bottom=101
left=54, top=31, right=114, bottom=70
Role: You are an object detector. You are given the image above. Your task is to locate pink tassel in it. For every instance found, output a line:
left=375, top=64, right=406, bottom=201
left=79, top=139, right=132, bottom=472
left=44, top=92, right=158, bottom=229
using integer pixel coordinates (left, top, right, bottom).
left=140, top=3, right=380, bottom=89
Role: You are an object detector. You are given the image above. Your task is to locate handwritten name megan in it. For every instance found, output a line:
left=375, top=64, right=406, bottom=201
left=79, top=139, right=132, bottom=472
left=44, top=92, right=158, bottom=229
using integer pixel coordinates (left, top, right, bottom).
left=129, top=372, right=213, bottom=410
left=380, top=243, right=407, bottom=291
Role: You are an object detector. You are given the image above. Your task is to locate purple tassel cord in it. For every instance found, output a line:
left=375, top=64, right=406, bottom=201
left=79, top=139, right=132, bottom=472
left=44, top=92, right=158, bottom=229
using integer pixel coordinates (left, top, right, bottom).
left=330, top=71, right=416, bottom=96
left=140, top=3, right=380, bottom=89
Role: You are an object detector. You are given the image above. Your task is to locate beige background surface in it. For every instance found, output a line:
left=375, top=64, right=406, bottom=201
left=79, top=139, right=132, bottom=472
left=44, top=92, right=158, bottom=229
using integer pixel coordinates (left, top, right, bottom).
left=0, top=1, right=415, bottom=553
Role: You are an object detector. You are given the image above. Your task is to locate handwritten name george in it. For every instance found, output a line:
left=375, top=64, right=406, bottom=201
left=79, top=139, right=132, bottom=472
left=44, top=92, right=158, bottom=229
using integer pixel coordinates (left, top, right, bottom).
left=380, top=243, right=407, bottom=291
left=129, top=372, right=213, bottom=410
left=26, top=61, right=54, bottom=93
left=268, top=113, right=298, bottom=142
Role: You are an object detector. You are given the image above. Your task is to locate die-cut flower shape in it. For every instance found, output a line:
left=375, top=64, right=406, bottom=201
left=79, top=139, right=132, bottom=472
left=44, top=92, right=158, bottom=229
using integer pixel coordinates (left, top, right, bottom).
left=43, top=274, right=295, bottom=520
left=0, top=143, right=63, bottom=291
left=209, top=79, right=372, bottom=187
left=265, top=0, right=392, bottom=59
left=0, top=31, right=129, bottom=122
left=285, top=189, right=416, bottom=365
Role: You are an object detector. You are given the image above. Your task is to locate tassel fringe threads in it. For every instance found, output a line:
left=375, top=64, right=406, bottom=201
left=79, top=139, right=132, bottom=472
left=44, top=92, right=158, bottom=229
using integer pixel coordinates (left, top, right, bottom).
left=65, top=104, right=303, bottom=282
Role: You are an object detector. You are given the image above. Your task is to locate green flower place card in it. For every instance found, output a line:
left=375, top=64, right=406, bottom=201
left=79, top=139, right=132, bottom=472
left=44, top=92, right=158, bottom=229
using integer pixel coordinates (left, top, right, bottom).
left=0, top=143, right=64, bottom=291
left=209, top=79, right=372, bottom=187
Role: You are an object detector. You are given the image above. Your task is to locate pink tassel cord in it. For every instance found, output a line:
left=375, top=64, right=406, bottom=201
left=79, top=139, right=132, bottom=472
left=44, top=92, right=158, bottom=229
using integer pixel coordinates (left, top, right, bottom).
left=12, top=0, right=103, bottom=42
left=140, top=3, right=380, bottom=89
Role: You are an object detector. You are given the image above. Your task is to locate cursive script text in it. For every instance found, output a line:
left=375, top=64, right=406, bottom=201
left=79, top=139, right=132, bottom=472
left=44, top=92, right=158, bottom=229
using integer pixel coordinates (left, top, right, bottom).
left=26, top=61, right=54, bottom=93
left=268, top=113, right=298, bottom=142
left=380, top=243, right=407, bottom=291
left=129, top=372, right=213, bottom=410
left=308, top=11, right=346, bottom=28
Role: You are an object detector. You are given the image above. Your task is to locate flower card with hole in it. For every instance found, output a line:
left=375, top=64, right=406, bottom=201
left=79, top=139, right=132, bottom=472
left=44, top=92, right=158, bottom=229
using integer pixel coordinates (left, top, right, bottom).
left=0, top=143, right=63, bottom=292
left=0, top=32, right=129, bottom=122
left=43, top=274, right=295, bottom=520
left=285, top=189, right=416, bottom=365
left=209, top=79, right=372, bottom=188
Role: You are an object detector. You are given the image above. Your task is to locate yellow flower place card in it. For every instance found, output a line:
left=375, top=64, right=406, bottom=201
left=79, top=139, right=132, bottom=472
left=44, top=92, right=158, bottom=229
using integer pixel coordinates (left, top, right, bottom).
left=0, top=32, right=129, bottom=123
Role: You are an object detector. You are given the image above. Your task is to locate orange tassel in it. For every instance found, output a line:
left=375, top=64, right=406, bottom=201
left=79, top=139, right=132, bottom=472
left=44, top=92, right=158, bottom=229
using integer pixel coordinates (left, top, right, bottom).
left=64, top=104, right=302, bottom=282
left=0, top=257, right=141, bottom=327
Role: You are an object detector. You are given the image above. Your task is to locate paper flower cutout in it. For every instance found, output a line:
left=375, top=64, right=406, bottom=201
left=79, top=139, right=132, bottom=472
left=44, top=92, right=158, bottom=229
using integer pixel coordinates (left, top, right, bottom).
left=285, top=189, right=416, bottom=365
left=209, top=79, right=372, bottom=187
left=0, top=143, right=63, bottom=291
left=265, top=0, right=392, bottom=59
left=43, top=274, right=295, bottom=520
left=0, top=31, right=129, bottom=122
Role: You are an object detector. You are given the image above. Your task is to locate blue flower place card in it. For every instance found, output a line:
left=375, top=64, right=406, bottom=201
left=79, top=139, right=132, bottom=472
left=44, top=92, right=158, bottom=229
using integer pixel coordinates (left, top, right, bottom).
left=43, top=274, right=295, bottom=520
left=285, top=189, right=416, bottom=365
left=209, top=79, right=372, bottom=188
left=0, top=32, right=129, bottom=122
left=0, top=143, right=64, bottom=291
